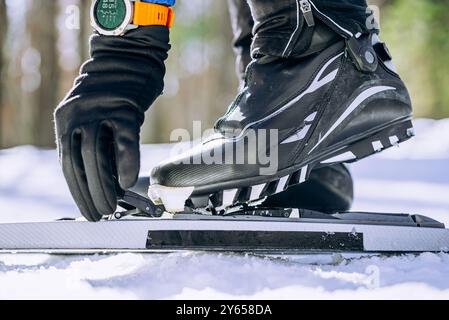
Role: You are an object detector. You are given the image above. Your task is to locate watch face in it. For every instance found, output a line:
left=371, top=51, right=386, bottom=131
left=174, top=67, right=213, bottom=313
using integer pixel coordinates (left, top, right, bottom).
left=94, top=0, right=127, bottom=31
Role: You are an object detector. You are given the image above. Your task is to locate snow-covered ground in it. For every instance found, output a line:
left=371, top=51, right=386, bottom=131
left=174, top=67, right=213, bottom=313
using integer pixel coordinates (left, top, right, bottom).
left=0, top=119, right=448, bottom=300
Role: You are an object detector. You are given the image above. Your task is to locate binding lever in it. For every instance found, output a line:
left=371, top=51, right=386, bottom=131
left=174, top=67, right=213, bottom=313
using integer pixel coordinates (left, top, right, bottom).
left=117, top=177, right=165, bottom=218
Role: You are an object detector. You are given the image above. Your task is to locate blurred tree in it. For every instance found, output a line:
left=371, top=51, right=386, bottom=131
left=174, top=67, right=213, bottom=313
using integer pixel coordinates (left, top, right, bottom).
left=381, top=0, right=449, bottom=118
left=426, top=0, right=449, bottom=118
left=78, top=0, right=91, bottom=62
left=0, top=0, right=7, bottom=146
left=1, top=0, right=449, bottom=149
left=26, top=0, right=60, bottom=147
left=142, top=0, right=238, bottom=144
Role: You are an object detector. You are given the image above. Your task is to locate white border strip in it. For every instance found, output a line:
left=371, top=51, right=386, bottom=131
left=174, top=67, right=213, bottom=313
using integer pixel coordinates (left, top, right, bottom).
left=309, top=85, right=396, bottom=154
left=309, top=0, right=353, bottom=38
left=282, top=0, right=301, bottom=57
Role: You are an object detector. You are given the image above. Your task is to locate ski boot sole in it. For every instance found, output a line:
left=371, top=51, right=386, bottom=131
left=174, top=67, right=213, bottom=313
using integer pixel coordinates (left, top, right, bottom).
left=149, top=118, right=414, bottom=213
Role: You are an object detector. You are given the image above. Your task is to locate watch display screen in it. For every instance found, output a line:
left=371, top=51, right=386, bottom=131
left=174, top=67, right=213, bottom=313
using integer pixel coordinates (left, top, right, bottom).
left=94, top=0, right=127, bottom=31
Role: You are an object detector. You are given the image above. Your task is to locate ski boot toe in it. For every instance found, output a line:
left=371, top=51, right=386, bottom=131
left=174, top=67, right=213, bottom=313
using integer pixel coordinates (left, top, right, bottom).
left=150, top=150, right=354, bottom=214
left=149, top=148, right=266, bottom=212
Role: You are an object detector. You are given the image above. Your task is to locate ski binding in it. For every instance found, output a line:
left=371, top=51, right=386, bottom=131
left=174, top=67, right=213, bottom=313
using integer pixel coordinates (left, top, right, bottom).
left=0, top=177, right=448, bottom=254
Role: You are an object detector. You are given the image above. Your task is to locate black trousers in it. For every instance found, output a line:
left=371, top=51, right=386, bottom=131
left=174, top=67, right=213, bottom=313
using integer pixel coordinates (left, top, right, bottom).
left=227, top=0, right=372, bottom=76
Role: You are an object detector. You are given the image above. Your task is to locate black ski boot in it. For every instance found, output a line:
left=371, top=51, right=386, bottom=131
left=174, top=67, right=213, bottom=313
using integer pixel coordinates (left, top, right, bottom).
left=150, top=1, right=412, bottom=213
left=226, top=0, right=354, bottom=213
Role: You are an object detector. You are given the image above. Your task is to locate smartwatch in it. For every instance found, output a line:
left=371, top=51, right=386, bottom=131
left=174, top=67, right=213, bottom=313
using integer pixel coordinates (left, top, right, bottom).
left=91, top=0, right=175, bottom=36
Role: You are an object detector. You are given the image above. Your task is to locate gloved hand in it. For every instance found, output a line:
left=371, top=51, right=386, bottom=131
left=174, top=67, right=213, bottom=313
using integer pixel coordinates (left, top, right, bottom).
left=55, top=26, right=170, bottom=221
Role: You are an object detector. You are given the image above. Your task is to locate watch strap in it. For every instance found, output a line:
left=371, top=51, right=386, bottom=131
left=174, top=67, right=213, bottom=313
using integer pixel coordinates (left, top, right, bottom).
left=133, top=2, right=175, bottom=28
left=141, top=0, right=176, bottom=6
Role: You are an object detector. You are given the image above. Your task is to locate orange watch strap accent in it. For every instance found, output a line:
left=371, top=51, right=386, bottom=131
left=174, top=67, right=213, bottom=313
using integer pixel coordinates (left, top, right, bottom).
left=133, top=2, right=175, bottom=28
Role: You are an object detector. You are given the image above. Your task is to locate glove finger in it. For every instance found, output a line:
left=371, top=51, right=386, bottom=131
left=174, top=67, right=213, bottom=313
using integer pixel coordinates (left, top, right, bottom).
left=80, top=124, right=118, bottom=217
left=112, top=122, right=140, bottom=190
left=61, top=130, right=101, bottom=222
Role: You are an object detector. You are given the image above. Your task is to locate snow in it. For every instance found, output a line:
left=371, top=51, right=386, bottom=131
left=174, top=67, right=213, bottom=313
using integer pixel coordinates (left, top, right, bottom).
left=0, top=119, right=449, bottom=300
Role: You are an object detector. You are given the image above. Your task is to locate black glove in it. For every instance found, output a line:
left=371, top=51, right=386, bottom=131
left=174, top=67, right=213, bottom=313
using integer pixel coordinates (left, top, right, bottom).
left=55, top=27, right=170, bottom=221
